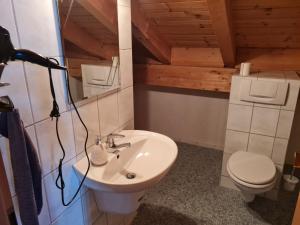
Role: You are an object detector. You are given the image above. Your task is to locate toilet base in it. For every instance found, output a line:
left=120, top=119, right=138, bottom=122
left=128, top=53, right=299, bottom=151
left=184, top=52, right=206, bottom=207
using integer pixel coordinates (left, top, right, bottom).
left=241, top=190, right=255, bottom=202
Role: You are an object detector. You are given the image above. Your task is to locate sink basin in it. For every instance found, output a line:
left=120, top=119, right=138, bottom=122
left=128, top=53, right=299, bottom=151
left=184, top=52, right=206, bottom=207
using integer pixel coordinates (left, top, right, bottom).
left=73, top=130, right=178, bottom=214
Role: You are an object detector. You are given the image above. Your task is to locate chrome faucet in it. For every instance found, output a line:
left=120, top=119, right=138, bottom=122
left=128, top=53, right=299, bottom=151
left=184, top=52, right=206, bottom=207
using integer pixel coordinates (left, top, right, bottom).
left=106, top=133, right=131, bottom=153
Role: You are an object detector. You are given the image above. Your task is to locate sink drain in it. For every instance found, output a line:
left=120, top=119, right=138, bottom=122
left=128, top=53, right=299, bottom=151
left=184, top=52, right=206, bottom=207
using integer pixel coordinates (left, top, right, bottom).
left=126, top=172, right=136, bottom=179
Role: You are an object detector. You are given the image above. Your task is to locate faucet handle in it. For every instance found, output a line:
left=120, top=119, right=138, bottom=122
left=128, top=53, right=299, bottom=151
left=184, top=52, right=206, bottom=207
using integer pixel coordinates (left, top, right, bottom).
left=108, top=133, right=125, bottom=139
left=106, top=133, right=125, bottom=148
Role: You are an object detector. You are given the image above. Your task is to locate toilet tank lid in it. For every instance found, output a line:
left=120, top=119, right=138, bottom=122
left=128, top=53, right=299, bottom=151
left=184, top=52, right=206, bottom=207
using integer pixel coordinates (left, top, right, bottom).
left=227, top=151, right=276, bottom=185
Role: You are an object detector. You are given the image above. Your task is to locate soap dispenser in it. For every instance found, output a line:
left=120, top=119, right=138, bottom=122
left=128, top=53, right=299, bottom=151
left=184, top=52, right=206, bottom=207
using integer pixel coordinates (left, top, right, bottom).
left=91, top=136, right=108, bottom=166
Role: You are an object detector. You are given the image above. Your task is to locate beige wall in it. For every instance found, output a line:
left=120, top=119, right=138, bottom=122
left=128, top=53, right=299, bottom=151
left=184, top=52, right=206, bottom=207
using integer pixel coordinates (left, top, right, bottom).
left=134, top=85, right=229, bottom=150
left=134, top=84, right=300, bottom=164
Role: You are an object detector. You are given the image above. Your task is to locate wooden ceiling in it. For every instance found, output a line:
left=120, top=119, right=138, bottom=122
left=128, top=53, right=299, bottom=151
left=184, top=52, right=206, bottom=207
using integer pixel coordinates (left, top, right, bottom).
left=136, top=0, right=218, bottom=47
left=60, top=0, right=118, bottom=51
left=59, top=0, right=300, bottom=66
left=136, top=0, right=300, bottom=49
left=232, top=0, right=300, bottom=48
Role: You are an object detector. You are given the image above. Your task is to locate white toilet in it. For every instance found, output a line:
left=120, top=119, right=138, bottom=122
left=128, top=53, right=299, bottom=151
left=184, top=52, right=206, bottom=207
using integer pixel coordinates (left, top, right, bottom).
left=227, top=151, right=277, bottom=202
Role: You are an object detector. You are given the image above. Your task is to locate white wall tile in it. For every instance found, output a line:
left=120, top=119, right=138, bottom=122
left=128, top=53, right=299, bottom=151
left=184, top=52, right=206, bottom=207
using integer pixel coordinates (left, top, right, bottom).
left=98, top=92, right=119, bottom=137
left=0, top=0, right=20, bottom=48
left=38, top=181, right=51, bottom=225
left=81, top=191, right=100, bottom=225
left=24, top=60, right=67, bottom=122
left=72, top=101, right=100, bottom=155
left=44, top=158, right=79, bottom=221
left=118, top=87, right=134, bottom=126
left=0, top=62, right=33, bottom=126
left=227, top=104, right=252, bottom=132
left=272, top=138, right=288, bottom=165
left=35, top=112, right=76, bottom=175
left=221, top=153, right=231, bottom=176
left=119, top=49, right=133, bottom=89
left=118, top=119, right=135, bottom=131
left=229, top=76, right=253, bottom=106
left=248, top=134, right=274, bottom=157
left=12, top=0, right=62, bottom=57
left=251, top=107, right=279, bottom=136
left=276, top=110, right=294, bottom=139
left=52, top=198, right=84, bottom=225
left=118, top=4, right=132, bottom=50
left=224, top=130, right=248, bottom=153
left=281, top=83, right=299, bottom=111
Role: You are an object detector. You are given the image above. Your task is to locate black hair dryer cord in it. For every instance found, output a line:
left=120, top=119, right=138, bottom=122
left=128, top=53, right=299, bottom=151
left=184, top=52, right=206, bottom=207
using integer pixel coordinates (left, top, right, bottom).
left=47, top=58, right=90, bottom=207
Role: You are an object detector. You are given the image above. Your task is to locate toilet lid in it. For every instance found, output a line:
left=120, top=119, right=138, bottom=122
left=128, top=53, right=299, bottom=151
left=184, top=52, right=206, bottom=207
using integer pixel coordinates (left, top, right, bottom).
left=227, top=151, right=276, bottom=185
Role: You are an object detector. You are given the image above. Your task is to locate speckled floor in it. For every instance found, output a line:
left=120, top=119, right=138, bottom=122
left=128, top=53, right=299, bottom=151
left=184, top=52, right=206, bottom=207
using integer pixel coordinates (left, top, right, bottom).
left=132, top=143, right=298, bottom=225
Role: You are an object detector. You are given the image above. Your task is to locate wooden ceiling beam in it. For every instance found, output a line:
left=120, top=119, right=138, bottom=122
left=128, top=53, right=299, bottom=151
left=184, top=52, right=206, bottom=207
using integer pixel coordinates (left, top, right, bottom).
left=62, top=17, right=117, bottom=60
left=134, top=64, right=237, bottom=92
left=75, top=0, right=171, bottom=63
left=131, top=1, right=171, bottom=64
left=207, top=0, right=236, bottom=67
left=76, top=0, right=118, bottom=34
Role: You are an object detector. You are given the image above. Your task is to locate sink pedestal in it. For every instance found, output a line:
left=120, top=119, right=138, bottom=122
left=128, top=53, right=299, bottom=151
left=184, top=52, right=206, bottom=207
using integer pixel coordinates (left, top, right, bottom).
left=94, top=190, right=145, bottom=214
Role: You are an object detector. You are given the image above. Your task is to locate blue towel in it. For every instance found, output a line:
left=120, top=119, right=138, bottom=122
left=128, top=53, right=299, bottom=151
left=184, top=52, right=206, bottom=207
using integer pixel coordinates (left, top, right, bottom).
left=0, top=109, right=42, bottom=225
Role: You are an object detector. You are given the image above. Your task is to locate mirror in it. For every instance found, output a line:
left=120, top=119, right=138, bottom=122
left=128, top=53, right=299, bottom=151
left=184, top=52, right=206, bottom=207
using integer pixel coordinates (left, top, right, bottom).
left=57, top=0, right=120, bottom=103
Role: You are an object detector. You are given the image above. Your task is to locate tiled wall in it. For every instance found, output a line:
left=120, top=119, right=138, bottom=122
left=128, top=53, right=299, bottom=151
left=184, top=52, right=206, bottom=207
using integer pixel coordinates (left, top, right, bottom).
left=0, top=0, right=134, bottom=225
left=220, top=72, right=300, bottom=199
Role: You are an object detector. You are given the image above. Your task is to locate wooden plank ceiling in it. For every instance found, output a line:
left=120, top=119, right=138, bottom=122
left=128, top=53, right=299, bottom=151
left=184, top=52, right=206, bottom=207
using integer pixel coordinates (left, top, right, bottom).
left=58, top=0, right=300, bottom=92
left=137, top=0, right=300, bottom=49
left=137, top=0, right=218, bottom=48
left=60, top=0, right=118, bottom=48
left=232, top=0, right=300, bottom=48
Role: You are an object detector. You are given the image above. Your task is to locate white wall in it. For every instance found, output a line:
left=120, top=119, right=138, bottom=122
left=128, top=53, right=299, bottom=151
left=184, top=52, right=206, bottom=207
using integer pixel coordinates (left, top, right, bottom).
left=0, top=0, right=134, bottom=225
left=134, top=85, right=229, bottom=150
left=134, top=85, right=300, bottom=165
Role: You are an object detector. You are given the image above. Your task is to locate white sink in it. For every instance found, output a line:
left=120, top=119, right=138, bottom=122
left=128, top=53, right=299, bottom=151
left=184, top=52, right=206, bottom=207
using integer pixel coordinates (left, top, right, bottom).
left=73, top=130, right=178, bottom=214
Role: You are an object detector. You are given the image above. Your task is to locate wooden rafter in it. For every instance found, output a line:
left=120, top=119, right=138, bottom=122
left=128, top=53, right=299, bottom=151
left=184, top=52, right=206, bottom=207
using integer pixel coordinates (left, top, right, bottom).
left=207, top=0, right=236, bottom=67
left=134, top=64, right=237, bottom=93
left=131, top=1, right=171, bottom=64
left=76, top=0, right=118, bottom=34
left=62, top=17, right=117, bottom=60
left=74, top=0, right=171, bottom=63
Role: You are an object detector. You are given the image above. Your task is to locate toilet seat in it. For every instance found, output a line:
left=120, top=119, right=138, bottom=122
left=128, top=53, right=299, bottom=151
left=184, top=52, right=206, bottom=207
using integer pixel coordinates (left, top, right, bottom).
left=227, top=151, right=276, bottom=188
